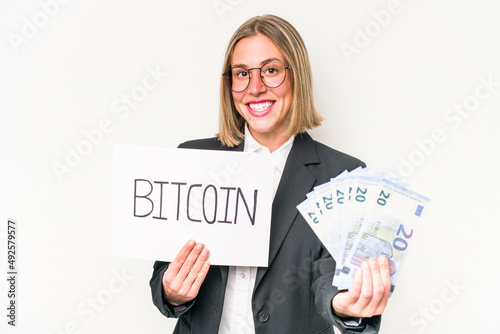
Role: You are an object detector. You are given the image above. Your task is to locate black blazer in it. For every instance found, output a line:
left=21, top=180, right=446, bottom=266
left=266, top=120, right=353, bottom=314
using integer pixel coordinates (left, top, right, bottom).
left=150, top=132, right=381, bottom=334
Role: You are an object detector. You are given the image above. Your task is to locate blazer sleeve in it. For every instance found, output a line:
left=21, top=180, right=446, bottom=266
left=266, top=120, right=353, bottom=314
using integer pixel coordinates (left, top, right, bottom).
left=150, top=261, right=197, bottom=318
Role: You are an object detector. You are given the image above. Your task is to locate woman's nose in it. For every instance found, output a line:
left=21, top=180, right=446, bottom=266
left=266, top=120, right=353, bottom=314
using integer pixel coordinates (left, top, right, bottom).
left=247, top=69, right=266, bottom=95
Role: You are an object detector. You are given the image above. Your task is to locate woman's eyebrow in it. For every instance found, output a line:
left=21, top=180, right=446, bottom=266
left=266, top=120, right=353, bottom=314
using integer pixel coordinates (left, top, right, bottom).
left=231, top=58, right=283, bottom=68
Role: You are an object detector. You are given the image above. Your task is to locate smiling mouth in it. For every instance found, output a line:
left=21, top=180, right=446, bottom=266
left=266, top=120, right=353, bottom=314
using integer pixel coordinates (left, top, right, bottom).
left=248, top=101, right=274, bottom=112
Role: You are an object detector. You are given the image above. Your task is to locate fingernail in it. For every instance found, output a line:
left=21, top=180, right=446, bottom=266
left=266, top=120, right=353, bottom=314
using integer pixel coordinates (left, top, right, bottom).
left=369, top=258, right=378, bottom=269
left=362, top=261, right=369, bottom=270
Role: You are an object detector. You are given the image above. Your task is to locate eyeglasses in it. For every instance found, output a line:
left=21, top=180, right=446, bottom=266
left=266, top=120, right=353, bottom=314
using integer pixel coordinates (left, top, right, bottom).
left=222, top=61, right=292, bottom=93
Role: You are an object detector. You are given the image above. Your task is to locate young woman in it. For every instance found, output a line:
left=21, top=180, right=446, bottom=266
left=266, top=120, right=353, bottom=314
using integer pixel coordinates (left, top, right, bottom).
left=150, top=14, right=391, bottom=334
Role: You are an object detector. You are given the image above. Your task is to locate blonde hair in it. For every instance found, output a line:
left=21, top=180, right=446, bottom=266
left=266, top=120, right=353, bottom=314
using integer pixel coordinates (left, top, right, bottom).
left=216, top=14, right=323, bottom=147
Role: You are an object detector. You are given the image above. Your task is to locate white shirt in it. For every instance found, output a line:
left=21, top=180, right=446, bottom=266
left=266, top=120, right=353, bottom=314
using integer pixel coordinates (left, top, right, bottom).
left=218, top=126, right=294, bottom=334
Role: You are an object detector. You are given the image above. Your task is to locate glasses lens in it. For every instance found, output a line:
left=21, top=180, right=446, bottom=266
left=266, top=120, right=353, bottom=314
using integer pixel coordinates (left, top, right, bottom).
left=226, top=62, right=288, bottom=92
left=261, top=62, right=286, bottom=88
left=230, top=67, right=249, bottom=92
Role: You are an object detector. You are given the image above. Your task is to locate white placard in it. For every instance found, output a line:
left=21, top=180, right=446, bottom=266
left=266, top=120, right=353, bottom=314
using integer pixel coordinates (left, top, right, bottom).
left=111, top=144, right=274, bottom=267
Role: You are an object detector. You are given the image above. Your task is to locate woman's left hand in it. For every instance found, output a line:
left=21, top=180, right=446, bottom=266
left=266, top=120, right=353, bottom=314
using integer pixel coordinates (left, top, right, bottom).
left=331, top=255, right=391, bottom=318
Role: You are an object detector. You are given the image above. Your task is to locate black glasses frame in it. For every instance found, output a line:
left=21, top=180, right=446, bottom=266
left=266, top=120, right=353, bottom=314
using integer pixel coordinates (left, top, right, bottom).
left=222, top=61, right=292, bottom=93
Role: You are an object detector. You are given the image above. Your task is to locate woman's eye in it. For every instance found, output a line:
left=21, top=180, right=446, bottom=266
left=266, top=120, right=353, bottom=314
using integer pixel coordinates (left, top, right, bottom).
left=264, top=67, right=279, bottom=75
left=235, top=71, right=248, bottom=79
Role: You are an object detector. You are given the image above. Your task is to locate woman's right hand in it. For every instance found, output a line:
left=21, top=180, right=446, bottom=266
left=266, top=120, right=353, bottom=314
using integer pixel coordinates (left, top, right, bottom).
left=162, top=240, right=210, bottom=306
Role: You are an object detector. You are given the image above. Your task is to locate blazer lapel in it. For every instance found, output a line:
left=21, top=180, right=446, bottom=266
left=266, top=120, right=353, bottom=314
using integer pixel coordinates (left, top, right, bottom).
left=255, top=133, right=320, bottom=287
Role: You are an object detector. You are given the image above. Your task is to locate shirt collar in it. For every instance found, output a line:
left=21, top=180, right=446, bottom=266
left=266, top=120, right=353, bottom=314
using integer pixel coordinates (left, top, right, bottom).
left=243, top=124, right=295, bottom=174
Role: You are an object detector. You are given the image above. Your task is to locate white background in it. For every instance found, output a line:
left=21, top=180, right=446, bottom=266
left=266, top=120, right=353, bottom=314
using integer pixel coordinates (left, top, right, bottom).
left=1, top=0, right=499, bottom=333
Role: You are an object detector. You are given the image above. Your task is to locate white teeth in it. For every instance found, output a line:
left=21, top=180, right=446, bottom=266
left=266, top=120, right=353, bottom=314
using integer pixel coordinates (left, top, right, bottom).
left=249, top=101, right=273, bottom=111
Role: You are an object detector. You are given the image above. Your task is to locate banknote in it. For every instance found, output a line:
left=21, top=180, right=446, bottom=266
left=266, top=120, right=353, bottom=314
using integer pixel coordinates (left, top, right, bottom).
left=299, top=170, right=351, bottom=260
left=297, top=168, right=430, bottom=294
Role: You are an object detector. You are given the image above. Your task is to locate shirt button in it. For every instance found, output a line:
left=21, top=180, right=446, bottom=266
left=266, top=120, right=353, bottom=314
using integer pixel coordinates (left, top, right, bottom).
left=258, top=310, right=270, bottom=323
left=240, top=272, right=246, bottom=278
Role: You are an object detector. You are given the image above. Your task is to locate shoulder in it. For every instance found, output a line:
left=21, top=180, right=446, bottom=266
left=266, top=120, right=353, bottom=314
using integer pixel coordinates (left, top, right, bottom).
left=293, top=132, right=365, bottom=170
left=291, top=133, right=365, bottom=183
left=178, top=137, right=240, bottom=151
left=313, top=140, right=365, bottom=169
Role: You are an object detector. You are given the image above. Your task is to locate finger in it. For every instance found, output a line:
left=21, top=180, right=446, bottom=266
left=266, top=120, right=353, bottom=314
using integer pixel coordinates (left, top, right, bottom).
left=177, top=242, right=205, bottom=281
left=184, top=247, right=210, bottom=286
left=357, top=260, right=373, bottom=309
left=332, top=267, right=363, bottom=317
left=367, top=258, right=386, bottom=310
left=374, top=255, right=391, bottom=314
left=378, top=255, right=391, bottom=291
left=167, top=240, right=196, bottom=276
left=347, top=267, right=363, bottom=302
left=190, top=260, right=211, bottom=296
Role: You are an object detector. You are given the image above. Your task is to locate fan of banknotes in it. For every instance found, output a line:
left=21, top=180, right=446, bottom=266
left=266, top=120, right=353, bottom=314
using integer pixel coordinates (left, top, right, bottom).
left=297, top=167, right=430, bottom=293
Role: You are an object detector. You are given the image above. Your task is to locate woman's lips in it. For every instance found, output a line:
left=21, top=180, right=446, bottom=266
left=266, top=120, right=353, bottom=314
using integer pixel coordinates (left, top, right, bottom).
left=246, top=101, right=275, bottom=117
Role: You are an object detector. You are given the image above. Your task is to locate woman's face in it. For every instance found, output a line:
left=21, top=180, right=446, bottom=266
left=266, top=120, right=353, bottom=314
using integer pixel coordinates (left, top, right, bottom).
left=231, top=34, right=293, bottom=149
